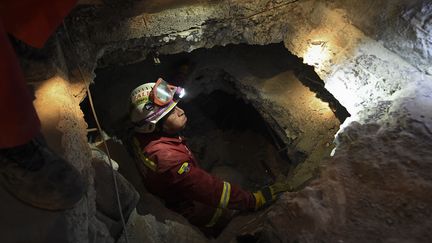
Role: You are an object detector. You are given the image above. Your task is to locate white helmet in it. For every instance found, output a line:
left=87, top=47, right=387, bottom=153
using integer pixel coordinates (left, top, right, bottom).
left=130, top=78, right=186, bottom=133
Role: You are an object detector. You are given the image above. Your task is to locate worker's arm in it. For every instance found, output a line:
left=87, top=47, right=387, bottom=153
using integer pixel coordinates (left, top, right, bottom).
left=166, top=163, right=256, bottom=211
left=142, top=139, right=257, bottom=214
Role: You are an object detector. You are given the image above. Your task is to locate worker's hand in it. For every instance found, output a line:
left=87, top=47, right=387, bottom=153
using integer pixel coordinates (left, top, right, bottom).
left=253, top=174, right=316, bottom=210
left=269, top=181, right=295, bottom=194
left=253, top=186, right=274, bottom=211
left=252, top=182, right=296, bottom=211
left=252, top=183, right=282, bottom=211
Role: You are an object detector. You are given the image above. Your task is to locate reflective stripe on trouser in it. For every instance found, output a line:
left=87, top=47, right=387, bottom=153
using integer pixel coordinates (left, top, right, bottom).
left=206, top=181, right=231, bottom=227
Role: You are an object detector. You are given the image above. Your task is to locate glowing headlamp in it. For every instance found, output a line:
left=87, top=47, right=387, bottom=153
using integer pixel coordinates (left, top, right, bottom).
left=151, top=78, right=186, bottom=106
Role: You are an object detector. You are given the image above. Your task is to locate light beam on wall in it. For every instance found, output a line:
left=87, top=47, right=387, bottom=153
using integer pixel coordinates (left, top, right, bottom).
left=303, top=40, right=329, bottom=67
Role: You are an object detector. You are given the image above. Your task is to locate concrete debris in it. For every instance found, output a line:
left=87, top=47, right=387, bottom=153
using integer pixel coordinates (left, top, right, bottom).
left=117, top=210, right=207, bottom=243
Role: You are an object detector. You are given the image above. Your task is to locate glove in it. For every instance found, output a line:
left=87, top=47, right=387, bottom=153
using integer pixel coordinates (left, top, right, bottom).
left=253, top=174, right=316, bottom=210
left=253, top=182, right=288, bottom=210
left=252, top=182, right=297, bottom=211
left=269, top=181, right=295, bottom=194
left=253, top=186, right=274, bottom=211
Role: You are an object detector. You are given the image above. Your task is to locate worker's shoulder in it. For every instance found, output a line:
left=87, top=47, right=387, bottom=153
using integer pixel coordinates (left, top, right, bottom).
left=144, top=137, right=183, bottom=154
left=146, top=140, right=190, bottom=168
left=156, top=151, right=191, bottom=174
left=138, top=134, right=181, bottom=153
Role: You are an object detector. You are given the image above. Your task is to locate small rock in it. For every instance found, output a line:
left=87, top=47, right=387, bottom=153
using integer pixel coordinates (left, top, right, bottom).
left=386, top=218, right=393, bottom=225
left=417, top=203, right=426, bottom=209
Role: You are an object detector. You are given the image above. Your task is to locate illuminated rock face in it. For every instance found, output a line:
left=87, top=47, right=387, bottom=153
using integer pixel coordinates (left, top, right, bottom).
left=67, top=0, right=431, bottom=122
left=11, top=0, right=432, bottom=242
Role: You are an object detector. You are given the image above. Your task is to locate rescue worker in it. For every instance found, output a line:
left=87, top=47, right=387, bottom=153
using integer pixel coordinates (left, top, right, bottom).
left=0, top=0, right=85, bottom=210
left=129, top=78, right=284, bottom=234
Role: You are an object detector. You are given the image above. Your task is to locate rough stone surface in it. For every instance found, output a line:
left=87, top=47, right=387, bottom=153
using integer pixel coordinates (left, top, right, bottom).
left=219, top=119, right=432, bottom=242
left=3, top=37, right=116, bottom=243
left=92, top=157, right=140, bottom=238
left=117, top=210, right=208, bottom=243
left=334, top=0, right=432, bottom=74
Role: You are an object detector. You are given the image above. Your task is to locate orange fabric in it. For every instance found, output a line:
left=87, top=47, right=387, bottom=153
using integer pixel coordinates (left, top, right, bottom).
left=134, top=133, right=256, bottom=227
left=0, top=0, right=78, bottom=48
left=0, top=0, right=77, bottom=147
left=0, top=21, right=40, bottom=148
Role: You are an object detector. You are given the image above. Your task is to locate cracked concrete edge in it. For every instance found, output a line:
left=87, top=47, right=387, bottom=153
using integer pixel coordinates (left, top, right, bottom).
left=67, top=0, right=430, bottom=70
left=64, top=0, right=431, bottom=119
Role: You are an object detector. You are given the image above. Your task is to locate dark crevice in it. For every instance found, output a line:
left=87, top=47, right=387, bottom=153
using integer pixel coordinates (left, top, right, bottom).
left=294, top=64, right=351, bottom=123
left=181, top=89, right=291, bottom=190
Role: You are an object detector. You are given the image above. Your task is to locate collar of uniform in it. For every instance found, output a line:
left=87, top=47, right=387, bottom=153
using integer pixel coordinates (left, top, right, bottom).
left=157, top=135, right=183, bottom=143
left=135, top=132, right=184, bottom=144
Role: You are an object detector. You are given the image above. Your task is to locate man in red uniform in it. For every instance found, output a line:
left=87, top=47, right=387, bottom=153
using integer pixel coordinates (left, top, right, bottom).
left=129, top=79, right=278, bottom=234
left=0, top=0, right=85, bottom=210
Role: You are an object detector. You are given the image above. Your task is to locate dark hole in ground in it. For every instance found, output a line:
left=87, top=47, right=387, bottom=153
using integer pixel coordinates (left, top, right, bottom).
left=186, top=90, right=271, bottom=131
left=82, top=42, right=350, bottom=238
left=295, top=65, right=351, bottom=122
left=181, top=89, right=290, bottom=190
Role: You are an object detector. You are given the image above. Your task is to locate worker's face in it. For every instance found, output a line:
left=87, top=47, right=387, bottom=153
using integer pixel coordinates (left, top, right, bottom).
left=162, top=106, right=187, bottom=133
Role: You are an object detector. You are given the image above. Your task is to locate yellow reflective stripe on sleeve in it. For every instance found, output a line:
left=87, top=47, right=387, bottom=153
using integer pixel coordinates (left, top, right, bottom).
left=177, top=162, right=189, bottom=175
left=219, top=182, right=231, bottom=208
left=205, top=181, right=231, bottom=227
left=205, top=208, right=223, bottom=227
left=132, top=138, right=157, bottom=171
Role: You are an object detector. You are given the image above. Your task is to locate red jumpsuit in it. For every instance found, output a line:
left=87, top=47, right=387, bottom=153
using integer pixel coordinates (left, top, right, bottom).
left=132, top=133, right=256, bottom=228
left=0, top=0, right=77, bottom=148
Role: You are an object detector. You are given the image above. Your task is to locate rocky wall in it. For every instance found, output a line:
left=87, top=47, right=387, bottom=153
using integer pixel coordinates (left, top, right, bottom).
left=5, top=35, right=143, bottom=242
left=65, top=0, right=431, bottom=123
